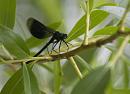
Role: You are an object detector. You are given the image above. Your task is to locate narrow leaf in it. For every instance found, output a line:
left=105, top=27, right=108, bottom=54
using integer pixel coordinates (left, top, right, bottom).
left=74, top=55, right=92, bottom=72
left=0, top=0, right=16, bottom=29
left=94, top=0, right=115, bottom=8
left=94, top=26, right=130, bottom=36
left=108, top=88, right=130, bottom=94
left=90, top=10, right=109, bottom=29
left=23, top=63, right=32, bottom=94
left=94, top=26, right=118, bottom=36
left=0, top=25, right=30, bottom=59
left=23, top=64, right=41, bottom=94
left=1, top=68, right=24, bottom=94
left=66, top=15, right=86, bottom=42
left=71, top=66, right=110, bottom=94
left=1, top=65, right=40, bottom=94
left=54, top=61, right=62, bottom=94
left=66, top=10, right=109, bottom=42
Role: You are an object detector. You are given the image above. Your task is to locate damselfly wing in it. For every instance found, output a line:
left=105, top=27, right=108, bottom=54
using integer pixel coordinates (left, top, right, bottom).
left=27, top=18, right=54, bottom=39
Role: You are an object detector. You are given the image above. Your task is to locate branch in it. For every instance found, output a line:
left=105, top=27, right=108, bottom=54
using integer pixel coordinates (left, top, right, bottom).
left=51, top=31, right=130, bottom=60
left=2, top=31, right=130, bottom=64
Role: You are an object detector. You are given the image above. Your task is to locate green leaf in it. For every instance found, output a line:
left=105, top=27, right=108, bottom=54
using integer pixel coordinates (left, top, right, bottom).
left=96, top=3, right=117, bottom=8
left=66, top=10, right=109, bottom=42
left=0, top=0, right=16, bottom=29
left=71, top=66, right=110, bottom=94
left=1, top=68, right=24, bottom=94
left=0, top=25, right=30, bottom=59
left=108, top=89, right=130, bottom=94
left=62, top=61, right=79, bottom=86
left=94, top=0, right=115, bottom=8
left=1, top=65, right=40, bottom=94
left=94, top=26, right=130, bottom=36
left=23, top=63, right=32, bottom=94
left=23, top=63, right=40, bottom=94
left=94, top=26, right=118, bottom=36
left=54, top=61, right=62, bottom=94
left=66, top=15, right=86, bottom=42
left=39, top=63, right=53, bottom=73
left=28, top=67, right=41, bottom=94
left=89, top=10, right=109, bottom=29
left=74, top=55, right=92, bottom=72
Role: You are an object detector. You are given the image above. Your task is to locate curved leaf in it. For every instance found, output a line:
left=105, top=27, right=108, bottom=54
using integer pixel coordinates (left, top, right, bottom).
left=54, top=61, right=62, bottom=94
left=23, top=64, right=40, bottom=94
left=94, top=26, right=130, bottom=36
left=66, top=15, right=86, bottom=42
left=94, top=26, right=118, bottom=36
left=1, top=69, right=24, bottom=94
left=74, top=55, right=92, bottom=72
left=1, top=65, right=40, bottom=94
left=0, top=25, right=30, bottom=59
left=90, top=10, right=109, bottom=29
left=71, top=66, right=110, bottom=94
left=93, top=0, right=115, bottom=8
left=66, top=10, right=109, bottom=42
left=0, top=0, right=16, bottom=29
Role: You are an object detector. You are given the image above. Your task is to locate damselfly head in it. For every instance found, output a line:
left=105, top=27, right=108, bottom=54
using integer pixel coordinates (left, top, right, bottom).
left=63, top=34, right=67, bottom=39
left=53, top=31, right=67, bottom=40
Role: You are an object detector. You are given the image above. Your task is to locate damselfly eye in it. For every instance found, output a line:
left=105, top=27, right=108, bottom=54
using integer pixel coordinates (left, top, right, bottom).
left=64, top=34, right=67, bottom=39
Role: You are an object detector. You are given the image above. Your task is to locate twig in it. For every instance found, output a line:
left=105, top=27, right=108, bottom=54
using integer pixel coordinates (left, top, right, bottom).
left=109, top=35, right=130, bottom=65
left=1, top=31, right=130, bottom=64
left=68, top=57, right=83, bottom=79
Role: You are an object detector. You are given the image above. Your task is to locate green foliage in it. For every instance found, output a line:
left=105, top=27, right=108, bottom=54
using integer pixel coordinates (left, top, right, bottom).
left=0, top=0, right=130, bottom=94
left=94, top=26, right=118, bottom=35
left=66, top=10, right=109, bottom=42
left=23, top=63, right=40, bottom=94
left=71, top=66, right=110, bottom=94
left=1, top=69, right=24, bottom=94
left=0, top=25, right=29, bottom=59
left=1, top=64, right=40, bottom=94
left=93, top=0, right=116, bottom=8
left=0, top=0, right=16, bottom=29
left=108, top=89, right=130, bottom=94
left=54, top=61, right=62, bottom=94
